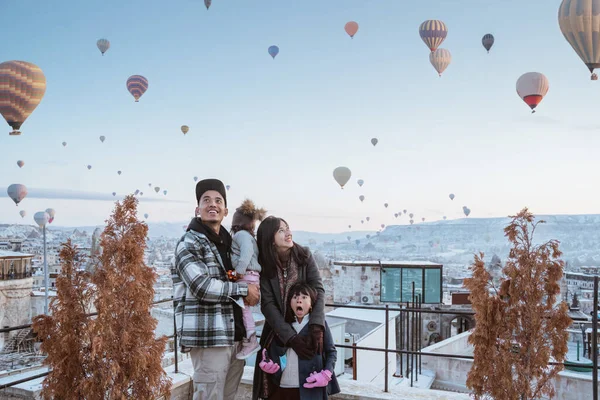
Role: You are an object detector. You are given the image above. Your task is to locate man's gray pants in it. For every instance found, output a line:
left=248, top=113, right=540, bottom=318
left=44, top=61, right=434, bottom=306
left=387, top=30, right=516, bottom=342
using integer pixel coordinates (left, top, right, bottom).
left=190, top=343, right=245, bottom=400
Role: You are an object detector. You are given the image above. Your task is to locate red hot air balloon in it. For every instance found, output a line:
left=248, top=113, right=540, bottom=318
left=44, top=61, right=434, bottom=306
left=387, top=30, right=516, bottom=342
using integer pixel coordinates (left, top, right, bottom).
left=126, top=75, right=149, bottom=102
left=0, top=61, right=46, bottom=135
left=516, top=72, right=549, bottom=113
left=345, top=21, right=359, bottom=38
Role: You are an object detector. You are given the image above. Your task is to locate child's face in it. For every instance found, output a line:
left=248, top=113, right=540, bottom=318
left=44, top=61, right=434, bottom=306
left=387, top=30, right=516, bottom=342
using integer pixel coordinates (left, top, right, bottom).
left=290, top=291, right=312, bottom=320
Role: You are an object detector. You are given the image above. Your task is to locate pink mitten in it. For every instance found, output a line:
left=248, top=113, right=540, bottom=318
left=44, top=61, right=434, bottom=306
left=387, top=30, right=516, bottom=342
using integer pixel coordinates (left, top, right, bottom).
left=303, top=369, right=332, bottom=388
left=259, top=349, right=280, bottom=374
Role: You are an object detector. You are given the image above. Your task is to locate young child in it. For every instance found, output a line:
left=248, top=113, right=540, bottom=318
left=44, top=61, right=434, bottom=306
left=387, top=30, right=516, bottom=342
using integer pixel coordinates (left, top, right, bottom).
left=230, top=199, right=266, bottom=360
left=259, top=282, right=341, bottom=399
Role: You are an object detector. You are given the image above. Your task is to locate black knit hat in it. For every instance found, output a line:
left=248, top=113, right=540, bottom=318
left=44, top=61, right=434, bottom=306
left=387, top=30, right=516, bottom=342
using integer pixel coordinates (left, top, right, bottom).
left=195, top=178, right=227, bottom=206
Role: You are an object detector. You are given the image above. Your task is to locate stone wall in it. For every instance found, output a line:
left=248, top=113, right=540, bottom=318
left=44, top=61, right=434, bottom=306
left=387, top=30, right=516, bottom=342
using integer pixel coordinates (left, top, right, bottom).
left=330, top=264, right=381, bottom=304
left=0, top=278, right=33, bottom=350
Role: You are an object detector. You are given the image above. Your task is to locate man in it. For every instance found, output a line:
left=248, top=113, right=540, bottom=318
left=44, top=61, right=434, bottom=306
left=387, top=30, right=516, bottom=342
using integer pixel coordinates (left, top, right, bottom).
left=172, top=178, right=260, bottom=400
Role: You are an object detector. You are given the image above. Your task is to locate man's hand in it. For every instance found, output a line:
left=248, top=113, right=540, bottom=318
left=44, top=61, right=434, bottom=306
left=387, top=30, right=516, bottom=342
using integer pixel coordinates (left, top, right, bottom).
left=244, top=283, right=260, bottom=306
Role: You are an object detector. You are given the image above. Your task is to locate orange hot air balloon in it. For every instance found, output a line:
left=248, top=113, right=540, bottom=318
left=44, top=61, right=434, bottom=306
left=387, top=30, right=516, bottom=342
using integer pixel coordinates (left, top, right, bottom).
left=126, top=75, right=148, bottom=102
left=0, top=61, right=46, bottom=135
left=345, top=21, right=359, bottom=38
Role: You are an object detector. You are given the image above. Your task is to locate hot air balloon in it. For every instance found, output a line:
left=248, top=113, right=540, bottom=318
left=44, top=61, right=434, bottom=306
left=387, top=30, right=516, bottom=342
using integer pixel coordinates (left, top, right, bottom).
left=7, top=184, right=27, bottom=206
left=17, top=160, right=24, bottom=168
left=366, top=217, right=370, bottom=222
left=154, top=186, right=160, bottom=193
left=204, top=0, right=211, bottom=10
left=181, top=125, right=189, bottom=135
left=45, top=208, right=55, bottom=223
left=345, top=21, right=359, bottom=38
left=62, top=142, right=67, bottom=147
left=359, top=195, right=365, bottom=202
left=194, top=176, right=198, bottom=182
left=409, top=213, right=414, bottom=218
left=410, top=219, right=414, bottom=225
left=126, top=75, right=148, bottom=102
left=394, top=213, right=398, bottom=218
left=97, top=39, right=110, bottom=55
left=381, top=224, right=385, bottom=229
left=482, top=34, right=494, bottom=53
left=117, top=171, right=122, bottom=175
left=403, top=210, right=407, bottom=214
left=0, top=61, right=46, bottom=135
left=419, top=20, right=448, bottom=52
left=384, top=203, right=388, bottom=208
left=422, top=217, right=425, bottom=222
left=449, top=193, right=455, bottom=200
left=559, top=0, right=600, bottom=80
left=140, top=192, right=144, bottom=196
left=148, top=183, right=152, bottom=187
left=463, top=206, right=471, bottom=217
left=135, top=189, right=140, bottom=195
left=87, top=165, right=92, bottom=170
left=99, top=135, right=105, bottom=143
left=112, top=192, right=116, bottom=196
left=366, top=234, right=371, bottom=239
left=355, top=239, right=360, bottom=246
left=34, top=211, right=49, bottom=228
left=371, top=138, right=378, bottom=146
left=430, top=48, right=452, bottom=77
left=443, top=216, right=447, bottom=220
left=357, top=179, right=364, bottom=187
left=163, top=190, right=167, bottom=195
left=348, top=225, right=351, bottom=229
left=268, top=46, right=279, bottom=59
left=333, top=167, right=351, bottom=189
left=516, top=72, right=549, bottom=113
left=144, top=213, right=149, bottom=219
left=226, top=185, right=231, bottom=191
left=19, top=210, right=26, bottom=218
left=361, top=220, right=364, bottom=224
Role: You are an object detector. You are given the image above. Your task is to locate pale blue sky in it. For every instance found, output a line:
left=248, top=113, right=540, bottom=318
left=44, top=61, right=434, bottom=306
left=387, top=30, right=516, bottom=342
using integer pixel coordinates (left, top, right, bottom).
left=1, top=0, right=599, bottom=232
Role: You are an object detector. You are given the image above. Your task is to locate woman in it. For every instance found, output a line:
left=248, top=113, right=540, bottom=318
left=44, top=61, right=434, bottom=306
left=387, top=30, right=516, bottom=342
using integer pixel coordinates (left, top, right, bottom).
left=252, top=216, right=326, bottom=400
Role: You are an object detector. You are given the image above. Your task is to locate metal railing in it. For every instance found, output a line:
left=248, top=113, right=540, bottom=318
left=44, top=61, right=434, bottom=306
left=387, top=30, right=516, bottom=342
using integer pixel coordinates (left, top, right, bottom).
left=1, top=277, right=599, bottom=399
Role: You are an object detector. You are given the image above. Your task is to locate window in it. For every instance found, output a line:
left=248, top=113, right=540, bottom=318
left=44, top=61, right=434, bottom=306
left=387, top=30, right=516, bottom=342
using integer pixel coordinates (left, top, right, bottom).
left=424, top=268, right=442, bottom=303
left=402, top=268, right=423, bottom=302
left=380, top=268, right=401, bottom=302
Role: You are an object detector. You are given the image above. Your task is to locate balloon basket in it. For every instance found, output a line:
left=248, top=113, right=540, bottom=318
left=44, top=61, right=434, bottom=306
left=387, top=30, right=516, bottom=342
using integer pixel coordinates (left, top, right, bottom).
left=9, top=130, right=21, bottom=136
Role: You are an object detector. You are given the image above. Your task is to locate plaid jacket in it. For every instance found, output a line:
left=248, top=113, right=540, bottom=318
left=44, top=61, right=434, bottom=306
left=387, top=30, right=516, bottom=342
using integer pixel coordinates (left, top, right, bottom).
left=172, top=229, right=248, bottom=348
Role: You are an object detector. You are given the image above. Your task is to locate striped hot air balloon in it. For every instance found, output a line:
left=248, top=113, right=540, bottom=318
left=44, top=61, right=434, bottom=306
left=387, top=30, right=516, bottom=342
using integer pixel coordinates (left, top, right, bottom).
left=97, top=39, right=110, bottom=55
left=126, top=75, right=148, bottom=102
left=419, top=20, right=448, bottom=52
left=430, top=48, right=452, bottom=76
left=558, top=0, right=600, bottom=80
left=181, top=125, right=189, bottom=135
left=482, top=34, right=494, bottom=53
left=516, top=72, right=549, bottom=113
left=0, top=61, right=46, bottom=136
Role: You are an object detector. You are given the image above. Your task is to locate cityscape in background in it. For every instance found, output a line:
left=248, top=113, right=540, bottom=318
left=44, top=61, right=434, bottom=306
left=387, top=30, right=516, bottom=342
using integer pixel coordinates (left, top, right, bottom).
left=0, top=214, right=597, bottom=398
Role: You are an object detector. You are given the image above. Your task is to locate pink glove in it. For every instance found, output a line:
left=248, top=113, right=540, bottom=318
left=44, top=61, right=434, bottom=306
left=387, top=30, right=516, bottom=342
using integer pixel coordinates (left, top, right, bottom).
left=259, top=349, right=280, bottom=374
left=303, top=369, right=332, bottom=388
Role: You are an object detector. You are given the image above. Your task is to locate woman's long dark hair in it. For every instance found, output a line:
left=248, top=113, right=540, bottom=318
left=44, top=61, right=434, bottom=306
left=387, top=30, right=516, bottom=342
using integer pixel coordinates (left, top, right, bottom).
left=257, top=216, right=308, bottom=279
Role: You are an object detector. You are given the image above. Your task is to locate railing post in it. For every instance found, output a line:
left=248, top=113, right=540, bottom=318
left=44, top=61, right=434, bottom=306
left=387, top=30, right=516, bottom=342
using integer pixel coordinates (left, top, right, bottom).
left=593, top=276, right=598, bottom=400
left=352, top=342, right=357, bottom=380
left=411, top=282, right=415, bottom=388
left=173, top=303, right=179, bottom=374
left=384, top=304, right=389, bottom=393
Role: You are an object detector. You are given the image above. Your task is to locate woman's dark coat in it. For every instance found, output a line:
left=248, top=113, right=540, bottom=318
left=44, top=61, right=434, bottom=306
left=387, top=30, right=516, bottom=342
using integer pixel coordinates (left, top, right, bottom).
left=252, top=248, right=328, bottom=399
